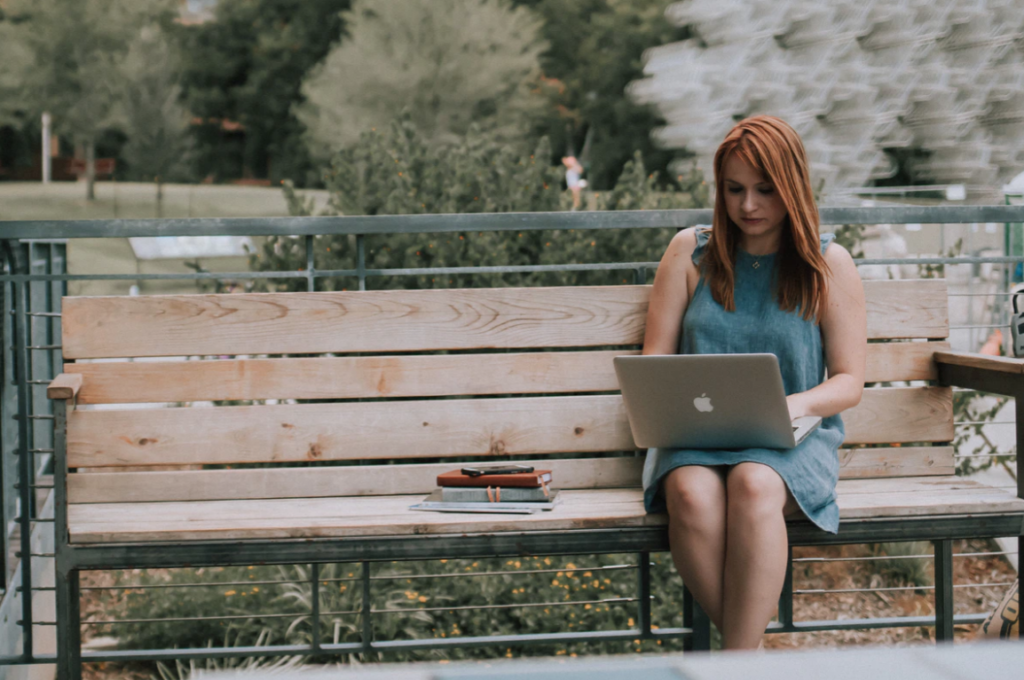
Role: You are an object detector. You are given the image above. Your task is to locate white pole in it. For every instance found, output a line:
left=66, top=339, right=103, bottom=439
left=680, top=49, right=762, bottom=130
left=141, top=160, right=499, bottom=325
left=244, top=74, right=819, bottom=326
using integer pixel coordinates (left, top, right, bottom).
left=41, top=112, right=52, bottom=184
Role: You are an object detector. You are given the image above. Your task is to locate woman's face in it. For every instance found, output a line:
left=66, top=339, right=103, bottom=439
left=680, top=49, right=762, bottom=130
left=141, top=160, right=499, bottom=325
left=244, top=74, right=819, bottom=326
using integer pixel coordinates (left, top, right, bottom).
left=721, top=153, right=788, bottom=246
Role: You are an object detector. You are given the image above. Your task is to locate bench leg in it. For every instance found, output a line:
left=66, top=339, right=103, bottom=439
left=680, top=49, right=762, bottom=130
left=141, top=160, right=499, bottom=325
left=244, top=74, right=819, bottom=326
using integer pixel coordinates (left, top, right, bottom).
left=933, top=539, right=954, bottom=643
left=683, top=584, right=712, bottom=652
left=55, top=566, right=81, bottom=680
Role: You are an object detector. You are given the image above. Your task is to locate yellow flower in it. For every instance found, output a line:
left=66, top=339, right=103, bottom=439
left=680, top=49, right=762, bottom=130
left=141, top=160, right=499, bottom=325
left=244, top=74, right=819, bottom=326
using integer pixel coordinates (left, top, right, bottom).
left=418, top=596, right=428, bottom=603
left=224, top=590, right=236, bottom=597
left=628, top=618, right=635, bottom=627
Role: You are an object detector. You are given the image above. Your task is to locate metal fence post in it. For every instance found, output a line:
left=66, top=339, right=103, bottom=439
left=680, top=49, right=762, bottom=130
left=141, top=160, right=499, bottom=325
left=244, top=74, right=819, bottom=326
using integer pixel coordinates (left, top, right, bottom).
left=310, top=563, right=321, bottom=654
left=779, top=547, right=794, bottom=630
left=637, top=551, right=651, bottom=638
left=7, top=241, right=34, bottom=660
left=934, top=539, right=954, bottom=643
left=360, top=561, right=372, bottom=657
left=682, top=584, right=711, bottom=652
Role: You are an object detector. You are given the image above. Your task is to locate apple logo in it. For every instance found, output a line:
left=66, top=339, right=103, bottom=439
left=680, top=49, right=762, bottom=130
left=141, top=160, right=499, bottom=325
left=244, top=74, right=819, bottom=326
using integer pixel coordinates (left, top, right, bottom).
left=693, top=394, right=713, bottom=412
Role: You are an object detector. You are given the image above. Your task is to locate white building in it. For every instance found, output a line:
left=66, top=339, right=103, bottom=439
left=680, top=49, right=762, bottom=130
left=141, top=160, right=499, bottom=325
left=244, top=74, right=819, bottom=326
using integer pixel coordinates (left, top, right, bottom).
left=631, top=1, right=1024, bottom=200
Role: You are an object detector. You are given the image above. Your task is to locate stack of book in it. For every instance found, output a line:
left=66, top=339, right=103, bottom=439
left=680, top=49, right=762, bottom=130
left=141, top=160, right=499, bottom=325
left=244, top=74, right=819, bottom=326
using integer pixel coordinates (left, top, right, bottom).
left=410, top=465, right=557, bottom=514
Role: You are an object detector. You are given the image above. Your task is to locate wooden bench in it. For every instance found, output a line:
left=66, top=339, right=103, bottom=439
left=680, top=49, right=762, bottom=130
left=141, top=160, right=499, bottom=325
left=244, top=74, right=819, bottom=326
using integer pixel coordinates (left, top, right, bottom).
left=48, top=279, right=1024, bottom=677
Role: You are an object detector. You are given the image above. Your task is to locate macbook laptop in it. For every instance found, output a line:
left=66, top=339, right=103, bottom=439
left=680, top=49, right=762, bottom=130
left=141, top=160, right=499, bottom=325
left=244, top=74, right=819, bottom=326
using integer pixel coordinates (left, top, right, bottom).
left=613, top=354, right=821, bottom=450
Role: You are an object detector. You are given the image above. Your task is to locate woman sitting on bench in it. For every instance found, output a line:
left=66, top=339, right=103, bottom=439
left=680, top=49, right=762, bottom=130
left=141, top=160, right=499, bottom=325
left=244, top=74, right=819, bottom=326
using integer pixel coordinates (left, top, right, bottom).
left=641, top=115, right=867, bottom=650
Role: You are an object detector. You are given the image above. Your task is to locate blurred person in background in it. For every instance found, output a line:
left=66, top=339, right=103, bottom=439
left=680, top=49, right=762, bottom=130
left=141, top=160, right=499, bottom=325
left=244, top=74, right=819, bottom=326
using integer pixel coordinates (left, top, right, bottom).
left=562, top=155, right=585, bottom=210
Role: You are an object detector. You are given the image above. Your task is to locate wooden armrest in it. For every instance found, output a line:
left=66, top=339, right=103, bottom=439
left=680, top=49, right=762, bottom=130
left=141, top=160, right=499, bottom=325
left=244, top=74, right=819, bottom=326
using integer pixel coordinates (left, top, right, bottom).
left=933, top=351, right=1024, bottom=375
left=47, top=373, right=83, bottom=400
left=934, top=350, right=1024, bottom=397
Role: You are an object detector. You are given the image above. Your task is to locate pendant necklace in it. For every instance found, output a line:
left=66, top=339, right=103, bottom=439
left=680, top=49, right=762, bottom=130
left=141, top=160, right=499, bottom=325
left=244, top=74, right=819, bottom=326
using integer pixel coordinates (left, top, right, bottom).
left=751, top=256, right=762, bottom=270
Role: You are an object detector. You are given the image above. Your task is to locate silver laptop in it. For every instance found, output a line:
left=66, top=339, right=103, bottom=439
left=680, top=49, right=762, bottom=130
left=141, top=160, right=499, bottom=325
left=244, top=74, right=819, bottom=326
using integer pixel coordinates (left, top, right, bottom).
left=613, top=354, right=821, bottom=450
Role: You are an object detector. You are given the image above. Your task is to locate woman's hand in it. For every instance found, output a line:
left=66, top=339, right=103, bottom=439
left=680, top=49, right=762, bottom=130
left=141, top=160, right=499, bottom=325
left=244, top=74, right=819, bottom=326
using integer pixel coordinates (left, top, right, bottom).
left=786, top=393, right=808, bottom=421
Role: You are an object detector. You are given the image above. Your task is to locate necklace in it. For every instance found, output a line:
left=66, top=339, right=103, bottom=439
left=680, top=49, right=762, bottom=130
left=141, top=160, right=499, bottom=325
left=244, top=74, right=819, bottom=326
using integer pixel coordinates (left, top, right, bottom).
left=751, top=256, right=762, bottom=270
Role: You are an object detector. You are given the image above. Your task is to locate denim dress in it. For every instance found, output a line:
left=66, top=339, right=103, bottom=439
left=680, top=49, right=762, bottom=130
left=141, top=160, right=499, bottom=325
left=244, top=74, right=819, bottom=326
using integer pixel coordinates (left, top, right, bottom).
left=642, top=227, right=845, bottom=533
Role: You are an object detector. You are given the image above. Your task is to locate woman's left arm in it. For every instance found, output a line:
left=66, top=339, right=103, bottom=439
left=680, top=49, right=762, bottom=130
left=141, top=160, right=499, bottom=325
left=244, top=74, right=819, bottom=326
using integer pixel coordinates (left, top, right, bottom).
left=787, top=243, right=867, bottom=420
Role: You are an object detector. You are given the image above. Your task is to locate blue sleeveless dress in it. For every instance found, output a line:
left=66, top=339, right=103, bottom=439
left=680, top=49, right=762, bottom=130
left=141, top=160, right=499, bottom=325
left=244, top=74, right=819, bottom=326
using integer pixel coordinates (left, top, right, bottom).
left=642, top=227, right=845, bottom=533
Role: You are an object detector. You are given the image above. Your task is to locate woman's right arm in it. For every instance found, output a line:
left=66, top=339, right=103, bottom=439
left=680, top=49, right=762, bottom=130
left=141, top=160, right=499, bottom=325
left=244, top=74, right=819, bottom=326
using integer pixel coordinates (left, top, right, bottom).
left=642, top=228, right=698, bottom=355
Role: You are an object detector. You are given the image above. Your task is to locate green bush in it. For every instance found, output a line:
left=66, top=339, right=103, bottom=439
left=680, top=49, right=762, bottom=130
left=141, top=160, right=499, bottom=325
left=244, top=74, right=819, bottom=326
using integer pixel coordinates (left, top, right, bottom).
left=247, top=116, right=707, bottom=293
left=106, top=552, right=688, bottom=666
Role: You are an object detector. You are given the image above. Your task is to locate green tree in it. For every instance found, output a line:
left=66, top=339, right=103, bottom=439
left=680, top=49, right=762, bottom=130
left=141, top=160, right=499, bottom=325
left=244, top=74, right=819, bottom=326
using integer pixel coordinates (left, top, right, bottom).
left=111, top=24, right=192, bottom=215
left=296, top=0, right=547, bottom=159
left=511, top=0, right=688, bottom=190
left=176, top=0, right=352, bottom=185
left=3, top=0, right=176, bottom=198
left=0, top=12, right=32, bottom=128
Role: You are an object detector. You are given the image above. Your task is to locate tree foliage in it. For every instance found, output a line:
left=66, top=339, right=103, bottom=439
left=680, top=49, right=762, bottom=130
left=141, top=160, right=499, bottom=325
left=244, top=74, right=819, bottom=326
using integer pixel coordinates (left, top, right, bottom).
left=2, top=0, right=176, bottom=196
left=511, top=0, right=689, bottom=190
left=177, top=0, right=352, bottom=185
left=296, top=0, right=548, bottom=159
left=0, top=12, right=32, bottom=128
left=248, top=116, right=706, bottom=293
left=111, top=24, right=193, bottom=210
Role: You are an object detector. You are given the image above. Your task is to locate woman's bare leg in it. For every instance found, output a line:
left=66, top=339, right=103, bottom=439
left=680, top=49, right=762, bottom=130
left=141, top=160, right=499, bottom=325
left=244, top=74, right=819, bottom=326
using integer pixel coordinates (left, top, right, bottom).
left=720, top=462, right=792, bottom=650
left=663, top=465, right=728, bottom=629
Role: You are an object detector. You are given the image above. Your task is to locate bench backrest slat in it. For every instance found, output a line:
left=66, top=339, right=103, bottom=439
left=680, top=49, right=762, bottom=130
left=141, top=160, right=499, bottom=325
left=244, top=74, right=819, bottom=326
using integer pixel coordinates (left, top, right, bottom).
left=61, top=280, right=948, bottom=360
left=66, top=386, right=951, bottom=468
left=64, top=341, right=948, bottom=405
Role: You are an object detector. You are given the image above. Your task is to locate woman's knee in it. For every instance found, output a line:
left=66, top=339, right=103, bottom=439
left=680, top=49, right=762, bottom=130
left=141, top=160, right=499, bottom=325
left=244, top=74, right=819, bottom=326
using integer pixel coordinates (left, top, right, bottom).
left=726, top=463, right=787, bottom=517
left=664, top=467, right=725, bottom=523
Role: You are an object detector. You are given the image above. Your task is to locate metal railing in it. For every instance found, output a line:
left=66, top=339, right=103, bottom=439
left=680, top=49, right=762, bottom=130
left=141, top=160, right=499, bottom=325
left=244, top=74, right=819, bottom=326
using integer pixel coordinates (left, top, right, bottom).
left=0, top=205, right=1021, bottom=668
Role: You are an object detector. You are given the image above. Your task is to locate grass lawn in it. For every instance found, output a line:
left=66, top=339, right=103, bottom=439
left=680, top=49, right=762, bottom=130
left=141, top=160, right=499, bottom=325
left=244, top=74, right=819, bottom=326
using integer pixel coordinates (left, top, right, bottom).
left=0, top=181, right=329, bottom=295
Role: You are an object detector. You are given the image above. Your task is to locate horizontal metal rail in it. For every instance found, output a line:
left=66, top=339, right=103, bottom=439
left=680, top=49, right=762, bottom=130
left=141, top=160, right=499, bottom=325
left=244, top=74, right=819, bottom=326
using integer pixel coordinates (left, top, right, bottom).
left=6, top=255, right=1024, bottom=286
left=796, top=582, right=1016, bottom=595
left=1, top=205, right=1022, bottom=239
left=373, top=596, right=638, bottom=615
left=793, top=550, right=1017, bottom=563
left=72, top=563, right=638, bottom=593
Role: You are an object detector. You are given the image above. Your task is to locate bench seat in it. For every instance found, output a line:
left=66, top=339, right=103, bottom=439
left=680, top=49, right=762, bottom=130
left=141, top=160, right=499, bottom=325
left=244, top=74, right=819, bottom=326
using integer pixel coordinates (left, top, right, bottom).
left=67, top=477, right=1024, bottom=544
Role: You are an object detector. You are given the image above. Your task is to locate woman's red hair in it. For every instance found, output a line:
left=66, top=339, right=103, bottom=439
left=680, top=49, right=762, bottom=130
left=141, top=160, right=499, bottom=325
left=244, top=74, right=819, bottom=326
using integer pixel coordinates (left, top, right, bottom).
left=702, top=115, right=830, bottom=321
